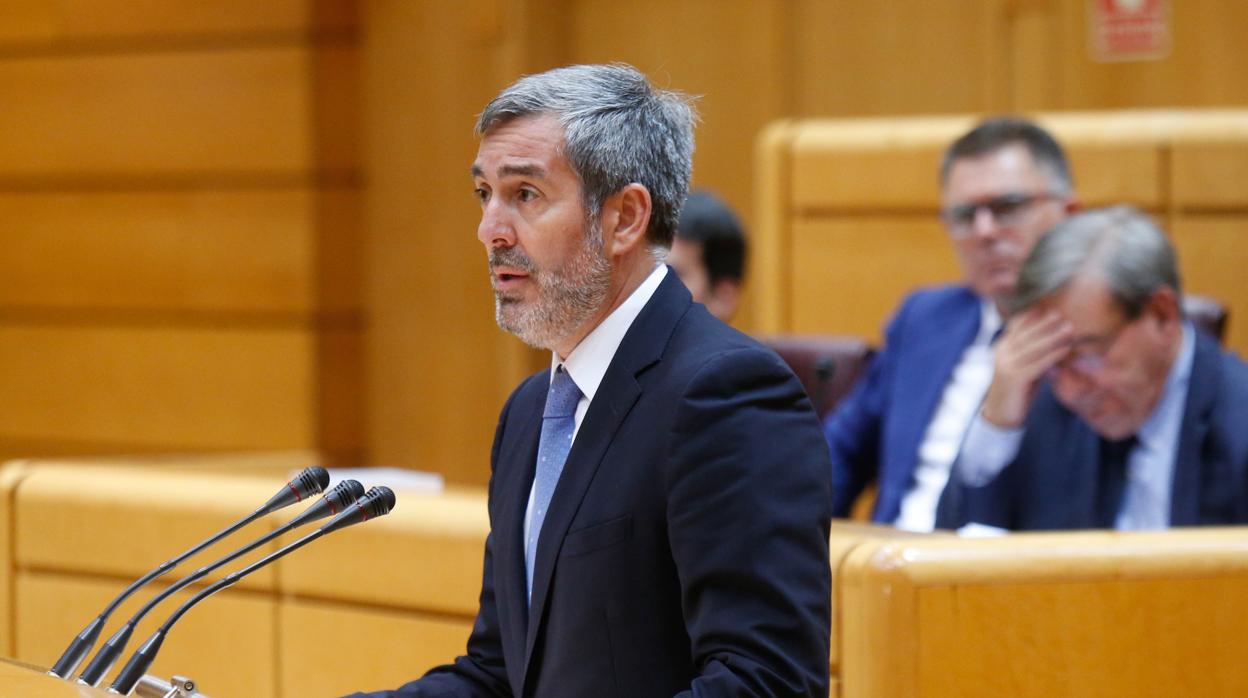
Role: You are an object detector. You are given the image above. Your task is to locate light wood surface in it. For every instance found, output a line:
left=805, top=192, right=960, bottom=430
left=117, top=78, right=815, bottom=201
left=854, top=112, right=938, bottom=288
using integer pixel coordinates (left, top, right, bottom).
left=279, top=599, right=472, bottom=698
left=17, top=572, right=276, bottom=698
left=839, top=529, right=1248, bottom=698
left=0, top=655, right=109, bottom=696
left=275, top=488, right=488, bottom=615
left=16, top=466, right=284, bottom=588
left=826, top=522, right=936, bottom=675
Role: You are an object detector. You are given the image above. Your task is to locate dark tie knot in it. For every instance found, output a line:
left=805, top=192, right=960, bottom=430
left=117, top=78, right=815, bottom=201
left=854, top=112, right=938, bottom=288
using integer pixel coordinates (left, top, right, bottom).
left=1102, top=434, right=1139, bottom=462
left=544, top=367, right=582, bottom=419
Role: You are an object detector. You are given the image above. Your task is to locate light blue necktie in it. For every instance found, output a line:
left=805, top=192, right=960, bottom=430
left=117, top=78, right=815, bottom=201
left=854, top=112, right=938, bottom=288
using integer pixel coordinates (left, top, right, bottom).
left=526, top=366, right=581, bottom=601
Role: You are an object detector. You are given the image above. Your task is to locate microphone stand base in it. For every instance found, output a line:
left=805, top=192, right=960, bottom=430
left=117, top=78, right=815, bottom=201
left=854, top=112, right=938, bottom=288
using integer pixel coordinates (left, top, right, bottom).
left=126, top=673, right=210, bottom=698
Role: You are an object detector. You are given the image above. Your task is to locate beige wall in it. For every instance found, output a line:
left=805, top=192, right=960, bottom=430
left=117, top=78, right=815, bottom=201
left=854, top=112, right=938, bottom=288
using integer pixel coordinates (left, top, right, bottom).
left=3, top=0, right=1248, bottom=484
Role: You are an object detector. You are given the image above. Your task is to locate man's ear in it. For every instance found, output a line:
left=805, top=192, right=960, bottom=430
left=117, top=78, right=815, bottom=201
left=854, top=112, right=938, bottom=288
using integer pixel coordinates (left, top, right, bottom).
left=1147, top=285, right=1182, bottom=335
left=706, top=278, right=742, bottom=322
left=601, top=183, right=652, bottom=257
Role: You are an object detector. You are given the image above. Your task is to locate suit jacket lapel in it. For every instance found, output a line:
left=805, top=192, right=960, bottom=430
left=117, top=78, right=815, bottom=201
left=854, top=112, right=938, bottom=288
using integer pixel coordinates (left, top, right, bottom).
left=495, top=379, right=545, bottom=696
left=1171, top=332, right=1218, bottom=526
left=906, top=292, right=981, bottom=439
left=519, top=271, right=687, bottom=691
left=882, top=292, right=980, bottom=521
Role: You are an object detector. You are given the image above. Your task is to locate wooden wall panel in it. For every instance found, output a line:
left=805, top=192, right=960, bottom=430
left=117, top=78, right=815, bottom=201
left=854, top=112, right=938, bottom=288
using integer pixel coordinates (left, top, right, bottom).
left=309, top=41, right=362, bottom=175
left=794, top=0, right=1010, bottom=117
left=1062, top=141, right=1163, bottom=208
left=1041, top=0, right=1248, bottom=110
left=789, top=218, right=958, bottom=341
left=0, top=48, right=312, bottom=179
left=788, top=120, right=960, bottom=210
left=1171, top=141, right=1248, bottom=209
left=363, top=1, right=522, bottom=485
left=0, top=190, right=315, bottom=313
left=0, top=1, right=322, bottom=45
left=0, top=0, right=361, bottom=463
left=0, top=326, right=314, bottom=449
left=1172, top=216, right=1248, bottom=351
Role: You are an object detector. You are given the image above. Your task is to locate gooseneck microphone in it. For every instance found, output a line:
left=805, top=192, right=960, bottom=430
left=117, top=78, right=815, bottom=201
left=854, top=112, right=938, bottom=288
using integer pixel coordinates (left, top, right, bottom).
left=108, top=486, right=397, bottom=696
left=75, top=480, right=366, bottom=687
left=47, top=466, right=330, bottom=680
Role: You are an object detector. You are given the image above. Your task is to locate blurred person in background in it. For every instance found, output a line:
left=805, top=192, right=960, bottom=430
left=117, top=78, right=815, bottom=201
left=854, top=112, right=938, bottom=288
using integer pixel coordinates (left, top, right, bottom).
left=667, top=190, right=747, bottom=322
left=938, top=206, right=1248, bottom=531
left=825, top=117, right=1079, bottom=531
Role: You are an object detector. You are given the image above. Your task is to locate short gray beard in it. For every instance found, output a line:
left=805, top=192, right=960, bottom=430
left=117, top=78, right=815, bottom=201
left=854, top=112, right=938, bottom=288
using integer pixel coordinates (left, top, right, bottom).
left=491, top=220, right=612, bottom=351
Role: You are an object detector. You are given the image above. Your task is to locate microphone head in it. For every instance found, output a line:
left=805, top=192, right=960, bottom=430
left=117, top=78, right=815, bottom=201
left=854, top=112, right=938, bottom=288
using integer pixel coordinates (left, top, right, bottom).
left=362, top=486, right=397, bottom=518
left=318, top=486, right=397, bottom=534
left=286, top=479, right=366, bottom=528
left=299, top=466, right=331, bottom=495
left=328, top=479, right=367, bottom=511
left=260, top=466, right=331, bottom=514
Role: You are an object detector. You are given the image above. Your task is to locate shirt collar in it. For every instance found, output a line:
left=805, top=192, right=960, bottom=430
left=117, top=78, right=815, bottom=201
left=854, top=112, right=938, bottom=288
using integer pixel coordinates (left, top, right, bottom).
left=1136, top=322, right=1195, bottom=452
left=551, top=264, right=667, bottom=402
left=976, top=298, right=1003, bottom=346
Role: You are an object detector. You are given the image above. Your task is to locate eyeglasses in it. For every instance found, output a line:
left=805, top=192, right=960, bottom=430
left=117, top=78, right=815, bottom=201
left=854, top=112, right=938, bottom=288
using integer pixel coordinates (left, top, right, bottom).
left=1056, top=317, right=1134, bottom=377
left=941, top=192, right=1063, bottom=238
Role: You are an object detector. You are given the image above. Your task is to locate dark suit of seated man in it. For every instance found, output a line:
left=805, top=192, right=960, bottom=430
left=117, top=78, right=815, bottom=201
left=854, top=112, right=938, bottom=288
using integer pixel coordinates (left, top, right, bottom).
left=938, top=206, right=1248, bottom=531
left=343, top=64, right=832, bottom=697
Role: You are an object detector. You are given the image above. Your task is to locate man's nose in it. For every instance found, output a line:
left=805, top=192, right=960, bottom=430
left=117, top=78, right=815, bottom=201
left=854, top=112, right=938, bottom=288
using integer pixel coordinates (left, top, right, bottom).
left=477, top=200, right=516, bottom=249
left=968, top=206, right=1000, bottom=239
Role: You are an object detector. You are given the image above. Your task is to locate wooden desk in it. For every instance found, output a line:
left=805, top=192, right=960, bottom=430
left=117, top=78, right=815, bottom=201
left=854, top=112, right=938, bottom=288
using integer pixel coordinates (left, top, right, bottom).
left=0, top=656, right=109, bottom=696
left=839, top=528, right=1248, bottom=698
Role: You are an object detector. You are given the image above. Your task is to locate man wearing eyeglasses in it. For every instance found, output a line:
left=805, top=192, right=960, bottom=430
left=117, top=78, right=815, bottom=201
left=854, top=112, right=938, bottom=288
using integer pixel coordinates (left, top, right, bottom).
left=938, top=206, right=1248, bottom=531
left=826, top=117, right=1079, bottom=531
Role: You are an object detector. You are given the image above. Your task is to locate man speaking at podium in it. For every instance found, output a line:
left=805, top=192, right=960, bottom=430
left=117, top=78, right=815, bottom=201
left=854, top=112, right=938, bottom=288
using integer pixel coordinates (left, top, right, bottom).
left=345, top=64, right=832, bottom=697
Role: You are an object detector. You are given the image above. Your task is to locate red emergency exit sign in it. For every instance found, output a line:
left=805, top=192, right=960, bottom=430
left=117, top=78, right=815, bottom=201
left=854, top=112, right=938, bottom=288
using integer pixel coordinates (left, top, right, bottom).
left=1088, top=0, right=1171, bottom=62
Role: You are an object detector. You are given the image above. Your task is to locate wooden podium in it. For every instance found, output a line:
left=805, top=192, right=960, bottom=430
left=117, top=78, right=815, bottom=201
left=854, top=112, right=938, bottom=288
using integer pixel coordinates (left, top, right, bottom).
left=0, top=657, right=110, bottom=696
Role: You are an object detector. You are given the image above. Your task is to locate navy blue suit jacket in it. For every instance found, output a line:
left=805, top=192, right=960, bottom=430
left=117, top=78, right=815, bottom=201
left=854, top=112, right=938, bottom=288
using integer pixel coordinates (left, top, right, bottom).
left=944, top=330, right=1248, bottom=530
left=348, top=272, right=832, bottom=697
left=824, top=286, right=982, bottom=522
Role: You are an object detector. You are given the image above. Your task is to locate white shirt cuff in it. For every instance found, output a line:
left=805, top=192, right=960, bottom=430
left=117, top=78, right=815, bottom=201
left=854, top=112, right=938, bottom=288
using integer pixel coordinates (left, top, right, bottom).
left=956, top=415, right=1024, bottom=487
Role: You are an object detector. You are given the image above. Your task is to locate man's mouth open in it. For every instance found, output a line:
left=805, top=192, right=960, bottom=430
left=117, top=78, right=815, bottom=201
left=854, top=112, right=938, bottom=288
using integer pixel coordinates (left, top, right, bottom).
left=492, top=268, right=531, bottom=291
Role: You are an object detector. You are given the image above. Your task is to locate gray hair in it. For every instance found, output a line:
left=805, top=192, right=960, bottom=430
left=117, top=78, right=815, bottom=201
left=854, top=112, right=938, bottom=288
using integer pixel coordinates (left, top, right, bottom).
left=1008, top=206, right=1182, bottom=317
left=476, top=63, right=697, bottom=248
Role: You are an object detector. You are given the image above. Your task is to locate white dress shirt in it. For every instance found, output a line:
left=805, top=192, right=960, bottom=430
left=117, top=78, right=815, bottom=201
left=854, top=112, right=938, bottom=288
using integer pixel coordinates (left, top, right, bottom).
left=894, top=300, right=1001, bottom=532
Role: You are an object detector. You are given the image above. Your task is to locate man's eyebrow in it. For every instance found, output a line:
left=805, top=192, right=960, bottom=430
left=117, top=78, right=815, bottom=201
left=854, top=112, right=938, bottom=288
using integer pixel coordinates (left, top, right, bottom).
left=469, top=163, right=546, bottom=179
